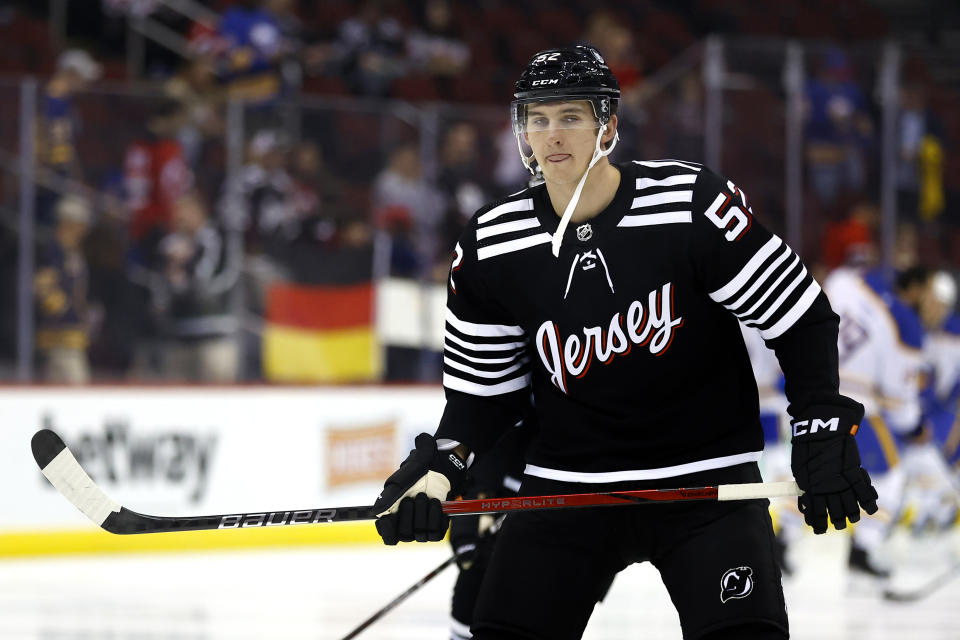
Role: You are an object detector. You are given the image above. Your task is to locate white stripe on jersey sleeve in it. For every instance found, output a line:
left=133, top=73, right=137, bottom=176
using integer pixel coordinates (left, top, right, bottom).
left=709, top=236, right=783, bottom=302
left=631, top=190, right=693, bottom=209
left=759, top=280, right=822, bottom=340
left=725, top=245, right=792, bottom=310
left=735, top=253, right=800, bottom=320
left=444, top=330, right=526, bottom=352
left=707, top=231, right=821, bottom=338
left=636, top=174, right=698, bottom=189
left=443, top=355, right=529, bottom=379
left=635, top=159, right=702, bottom=172
left=477, top=198, right=534, bottom=225
left=445, top=343, right=521, bottom=364
left=443, top=371, right=531, bottom=396
left=476, top=216, right=541, bottom=241
left=477, top=232, right=552, bottom=260
left=446, top=308, right=524, bottom=337
left=745, top=262, right=808, bottom=326
left=443, top=302, right=530, bottom=396
left=617, top=211, right=692, bottom=227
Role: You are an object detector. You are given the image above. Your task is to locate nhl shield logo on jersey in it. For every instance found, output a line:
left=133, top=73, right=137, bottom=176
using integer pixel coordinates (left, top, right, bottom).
left=576, top=223, right=593, bottom=241
left=720, top=566, right=754, bottom=603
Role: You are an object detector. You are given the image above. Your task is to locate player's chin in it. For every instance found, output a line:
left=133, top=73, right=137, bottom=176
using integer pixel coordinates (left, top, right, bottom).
left=539, top=159, right=582, bottom=184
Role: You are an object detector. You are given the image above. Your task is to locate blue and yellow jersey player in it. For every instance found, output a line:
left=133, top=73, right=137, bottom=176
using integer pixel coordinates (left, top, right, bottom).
left=822, top=265, right=929, bottom=578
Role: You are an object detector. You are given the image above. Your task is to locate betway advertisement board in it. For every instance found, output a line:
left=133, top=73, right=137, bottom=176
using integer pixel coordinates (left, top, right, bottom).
left=0, top=387, right=444, bottom=539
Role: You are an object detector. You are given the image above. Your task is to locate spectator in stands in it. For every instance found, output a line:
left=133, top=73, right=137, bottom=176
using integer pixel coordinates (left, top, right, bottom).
left=164, top=55, right=225, bottom=169
left=666, top=71, right=705, bottom=162
left=83, top=173, right=139, bottom=376
left=492, top=121, right=530, bottom=194
left=265, top=0, right=305, bottom=47
left=40, top=49, right=102, bottom=176
left=34, top=196, right=92, bottom=384
left=803, top=48, right=874, bottom=216
left=218, top=129, right=298, bottom=260
left=216, top=0, right=293, bottom=111
left=124, top=98, right=195, bottom=268
left=582, top=12, right=649, bottom=160
left=289, top=141, right=364, bottom=246
left=217, top=129, right=296, bottom=379
left=820, top=200, right=879, bottom=273
left=36, top=49, right=102, bottom=227
left=582, top=10, right=645, bottom=110
left=154, top=191, right=240, bottom=382
left=438, top=122, right=490, bottom=250
left=406, top=0, right=470, bottom=93
left=372, top=142, right=445, bottom=279
left=332, top=0, right=407, bottom=97
left=896, top=79, right=946, bottom=224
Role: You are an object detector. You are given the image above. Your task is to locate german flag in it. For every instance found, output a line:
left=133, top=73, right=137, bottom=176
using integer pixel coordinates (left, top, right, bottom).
left=262, top=282, right=382, bottom=382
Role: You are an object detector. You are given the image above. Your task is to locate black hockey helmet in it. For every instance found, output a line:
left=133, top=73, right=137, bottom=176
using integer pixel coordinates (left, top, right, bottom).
left=511, top=45, right=620, bottom=135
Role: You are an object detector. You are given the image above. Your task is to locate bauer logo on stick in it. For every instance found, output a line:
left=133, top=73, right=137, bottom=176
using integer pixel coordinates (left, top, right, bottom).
left=720, top=566, right=754, bottom=603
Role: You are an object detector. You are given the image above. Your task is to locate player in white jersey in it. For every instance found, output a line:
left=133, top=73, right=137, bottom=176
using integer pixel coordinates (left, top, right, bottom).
left=913, top=271, right=960, bottom=531
left=822, top=265, right=927, bottom=577
left=924, top=272, right=960, bottom=400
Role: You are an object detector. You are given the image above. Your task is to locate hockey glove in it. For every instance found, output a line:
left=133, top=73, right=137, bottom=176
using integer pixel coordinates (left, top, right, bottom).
left=790, top=398, right=879, bottom=534
left=371, top=433, right=469, bottom=545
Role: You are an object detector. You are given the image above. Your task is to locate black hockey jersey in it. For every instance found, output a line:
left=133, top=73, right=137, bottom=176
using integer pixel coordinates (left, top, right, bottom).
left=436, top=159, right=842, bottom=482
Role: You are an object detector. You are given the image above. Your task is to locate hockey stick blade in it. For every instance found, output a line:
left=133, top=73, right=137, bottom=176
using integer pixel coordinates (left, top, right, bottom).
left=33, top=428, right=801, bottom=535
left=32, top=428, right=373, bottom=534
left=882, top=562, right=960, bottom=603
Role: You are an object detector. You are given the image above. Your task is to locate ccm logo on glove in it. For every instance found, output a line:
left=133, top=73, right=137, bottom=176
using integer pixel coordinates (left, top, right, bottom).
left=448, top=453, right=466, bottom=471
left=791, top=417, right=839, bottom=437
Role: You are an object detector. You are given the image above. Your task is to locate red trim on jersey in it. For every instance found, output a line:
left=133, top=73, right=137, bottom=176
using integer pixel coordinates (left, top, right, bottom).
left=554, top=322, right=568, bottom=391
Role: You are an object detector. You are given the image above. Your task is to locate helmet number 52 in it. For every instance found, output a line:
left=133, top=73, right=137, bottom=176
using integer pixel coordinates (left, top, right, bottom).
left=534, top=53, right=561, bottom=64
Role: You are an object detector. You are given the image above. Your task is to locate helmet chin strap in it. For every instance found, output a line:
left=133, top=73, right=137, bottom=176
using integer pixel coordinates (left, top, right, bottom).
left=517, top=133, right=537, bottom=174
left=550, top=125, right=619, bottom=257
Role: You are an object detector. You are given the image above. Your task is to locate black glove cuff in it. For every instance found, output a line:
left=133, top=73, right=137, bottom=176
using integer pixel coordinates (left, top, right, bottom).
left=790, top=400, right=864, bottom=442
left=432, top=444, right=469, bottom=493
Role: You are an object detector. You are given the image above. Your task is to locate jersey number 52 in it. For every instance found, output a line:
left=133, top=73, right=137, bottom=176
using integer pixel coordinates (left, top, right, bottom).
left=704, top=182, right=752, bottom=242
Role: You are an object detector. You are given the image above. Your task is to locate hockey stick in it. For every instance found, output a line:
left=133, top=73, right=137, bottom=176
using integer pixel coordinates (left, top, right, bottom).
left=340, top=517, right=505, bottom=640
left=32, top=428, right=802, bottom=535
left=340, top=553, right=458, bottom=640
left=882, top=562, right=960, bottom=603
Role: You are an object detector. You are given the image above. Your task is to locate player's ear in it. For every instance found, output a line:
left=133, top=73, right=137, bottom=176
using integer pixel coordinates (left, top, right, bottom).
left=602, top=115, right=618, bottom=146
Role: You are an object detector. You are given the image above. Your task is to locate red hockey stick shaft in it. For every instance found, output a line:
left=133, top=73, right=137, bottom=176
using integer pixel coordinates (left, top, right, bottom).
left=441, top=481, right=801, bottom=516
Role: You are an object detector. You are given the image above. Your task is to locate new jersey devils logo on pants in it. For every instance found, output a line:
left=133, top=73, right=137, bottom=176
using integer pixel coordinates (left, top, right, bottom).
left=720, top=566, right=754, bottom=603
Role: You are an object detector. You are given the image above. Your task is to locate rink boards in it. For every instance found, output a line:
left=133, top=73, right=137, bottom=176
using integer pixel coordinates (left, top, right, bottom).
left=0, top=386, right=446, bottom=556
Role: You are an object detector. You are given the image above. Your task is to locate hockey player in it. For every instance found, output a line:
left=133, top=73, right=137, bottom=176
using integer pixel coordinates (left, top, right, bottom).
left=912, top=270, right=960, bottom=531
left=923, top=271, right=960, bottom=471
left=371, top=45, right=877, bottom=640
left=822, top=265, right=930, bottom=577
